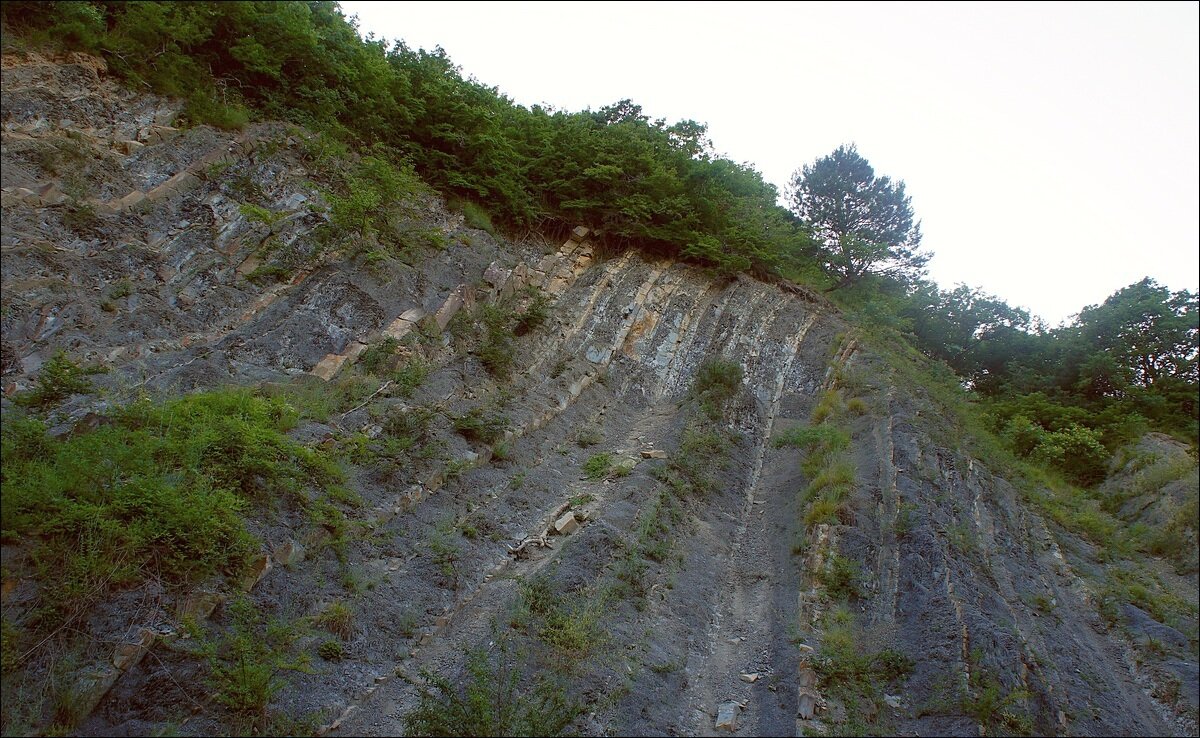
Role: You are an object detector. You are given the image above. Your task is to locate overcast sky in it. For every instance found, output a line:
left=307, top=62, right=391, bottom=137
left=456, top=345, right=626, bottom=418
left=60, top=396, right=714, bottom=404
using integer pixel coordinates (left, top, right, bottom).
left=339, top=1, right=1199, bottom=326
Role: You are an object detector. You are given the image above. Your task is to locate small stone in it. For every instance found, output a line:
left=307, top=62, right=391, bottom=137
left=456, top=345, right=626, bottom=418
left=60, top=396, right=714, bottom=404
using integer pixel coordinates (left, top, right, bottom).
left=572, top=225, right=590, bottom=240
left=641, top=449, right=668, bottom=459
left=554, top=512, right=580, bottom=535
left=715, top=701, right=741, bottom=731
left=375, top=674, right=387, bottom=683
left=739, top=673, right=759, bottom=683
left=797, top=643, right=814, bottom=653
left=884, top=694, right=902, bottom=709
left=273, top=539, right=306, bottom=567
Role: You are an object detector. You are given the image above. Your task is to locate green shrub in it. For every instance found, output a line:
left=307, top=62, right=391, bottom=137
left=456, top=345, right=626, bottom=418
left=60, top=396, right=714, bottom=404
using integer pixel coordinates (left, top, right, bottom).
left=575, top=427, right=603, bottom=448
left=429, top=520, right=463, bottom=585
left=804, top=497, right=843, bottom=528
left=808, top=461, right=855, bottom=497
left=1, top=388, right=338, bottom=624
left=404, top=641, right=579, bottom=737
left=452, top=408, right=510, bottom=445
left=245, top=263, right=291, bottom=286
left=206, top=600, right=288, bottom=715
left=774, top=424, right=850, bottom=453
left=479, top=304, right=516, bottom=379
left=812, top=612, right=913, bottom=732
left=318, top=640, right=344, bottom=661
left=811, top=389, right=844, bottom=424
left=452, top=199, right=497, bottom=236
left=181, top=91, right=250, bottom=131
left=392, top=359, right=429, bottom=397
left=316, top=601, right=355, bottom=639
left=513, top=288, right=551, bottom=336
left=582, top=453, right=611, bottom=480
left=13, top=353, right=93, bottom=409
left=819, top=554, right=863, bottom=601
left=358, top=337, right=400, bottom=375
left=106, top=279, right=134, bottom=300
left=893, top=502, right=918, bottom=538
left=847, top=397, right=869, bottom=415
left=694, top=358, right=743, bottom=420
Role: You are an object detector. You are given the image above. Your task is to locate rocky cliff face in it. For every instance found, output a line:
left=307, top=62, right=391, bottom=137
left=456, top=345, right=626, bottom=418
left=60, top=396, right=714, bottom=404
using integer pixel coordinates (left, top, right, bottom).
left=2, top=51, right=1196, bottom=737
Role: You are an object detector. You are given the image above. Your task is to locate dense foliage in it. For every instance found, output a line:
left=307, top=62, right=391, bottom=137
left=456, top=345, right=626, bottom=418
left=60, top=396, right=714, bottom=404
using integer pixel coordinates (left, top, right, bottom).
left=2, top=0, right=1196, bottom=484
left=0, top=389, right=340, bottom=622
left=0, top=0, right=810, bottom=276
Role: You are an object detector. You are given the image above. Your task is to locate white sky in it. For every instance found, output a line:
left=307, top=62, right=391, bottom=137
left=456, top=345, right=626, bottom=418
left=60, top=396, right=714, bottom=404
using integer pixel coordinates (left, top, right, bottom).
left=339, top=0, right=1199, bottom=326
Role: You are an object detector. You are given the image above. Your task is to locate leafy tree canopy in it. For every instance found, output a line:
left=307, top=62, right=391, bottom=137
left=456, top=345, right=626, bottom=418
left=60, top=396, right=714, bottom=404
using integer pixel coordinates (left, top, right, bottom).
left=787, top=144, right=929, bottom=290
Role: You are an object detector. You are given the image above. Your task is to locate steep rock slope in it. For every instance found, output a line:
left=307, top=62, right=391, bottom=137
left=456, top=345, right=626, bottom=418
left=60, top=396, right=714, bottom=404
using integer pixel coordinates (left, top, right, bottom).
left=2, top=51, right=1195, bottom=737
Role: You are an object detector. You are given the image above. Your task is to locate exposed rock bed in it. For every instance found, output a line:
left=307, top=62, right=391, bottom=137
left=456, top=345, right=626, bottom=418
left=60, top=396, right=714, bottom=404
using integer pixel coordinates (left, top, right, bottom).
left=2, top=50, right=1196, bottom=737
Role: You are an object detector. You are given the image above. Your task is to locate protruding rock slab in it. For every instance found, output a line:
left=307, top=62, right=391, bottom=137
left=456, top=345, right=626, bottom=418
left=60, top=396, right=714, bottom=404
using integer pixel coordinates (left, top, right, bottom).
left=311, top=352, right=350, bottom=380
left=433, top=284, right=475, bottom=331
left=641, top=449, right=668, bottom=459
left=69, top=664, right=120, bottom=723
left=240, top=553, right=272, bottom=592
left=798, top=664, right=817, bottom=688
left=176, top=589, right=224, bottom=621
left=112, top=627, right=157, bottom=671
left=797, top=690, right=816, bottom=720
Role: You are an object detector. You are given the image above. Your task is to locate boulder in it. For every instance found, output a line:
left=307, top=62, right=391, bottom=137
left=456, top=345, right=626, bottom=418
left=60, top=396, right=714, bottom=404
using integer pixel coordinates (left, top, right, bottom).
left=641, top=449, right=668, bottom=459
left=274, top=539, right=306, bottom=567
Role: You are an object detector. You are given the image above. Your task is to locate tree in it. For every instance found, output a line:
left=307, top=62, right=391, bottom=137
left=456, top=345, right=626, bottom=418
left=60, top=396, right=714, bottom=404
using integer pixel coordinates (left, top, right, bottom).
left=1074, top=277, right=1198, bottom=389
left=787, top=144, right=929, bottom=290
